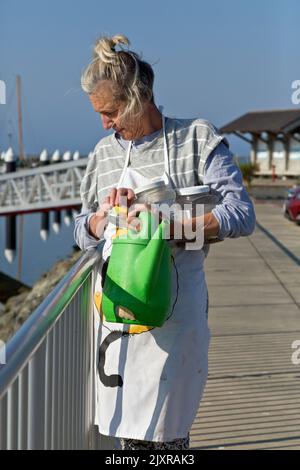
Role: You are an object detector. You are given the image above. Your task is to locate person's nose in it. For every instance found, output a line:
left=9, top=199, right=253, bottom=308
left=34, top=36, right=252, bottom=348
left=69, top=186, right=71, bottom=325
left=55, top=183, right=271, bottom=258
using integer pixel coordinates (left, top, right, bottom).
left=101, top=114, right=114, bottom=130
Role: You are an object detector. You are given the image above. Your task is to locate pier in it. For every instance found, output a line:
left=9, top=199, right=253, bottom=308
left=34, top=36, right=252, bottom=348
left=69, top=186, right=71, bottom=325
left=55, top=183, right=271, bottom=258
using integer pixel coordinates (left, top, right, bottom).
left=0, top=158, right=87, bottom=216
left=191, top=200, right=300, bottom=450
left=0, top=199, right=300, bottom=449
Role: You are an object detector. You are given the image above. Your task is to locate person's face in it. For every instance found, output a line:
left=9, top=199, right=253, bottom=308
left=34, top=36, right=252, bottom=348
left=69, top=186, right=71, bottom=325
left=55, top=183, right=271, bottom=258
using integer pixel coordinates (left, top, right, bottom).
left=89, top=80, right=141, bottom=140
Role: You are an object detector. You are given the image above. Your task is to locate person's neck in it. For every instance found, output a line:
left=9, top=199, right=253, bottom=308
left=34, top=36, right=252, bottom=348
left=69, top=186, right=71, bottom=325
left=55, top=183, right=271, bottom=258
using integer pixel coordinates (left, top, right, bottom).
left=134, top=103, right=163, bottom=139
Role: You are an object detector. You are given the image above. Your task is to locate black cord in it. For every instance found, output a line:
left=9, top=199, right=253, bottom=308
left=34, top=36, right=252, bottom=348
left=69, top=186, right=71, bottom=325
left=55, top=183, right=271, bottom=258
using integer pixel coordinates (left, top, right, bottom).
left=165, top=254, right=179, bottom=322
left=100, top=253, right=179, bottom=334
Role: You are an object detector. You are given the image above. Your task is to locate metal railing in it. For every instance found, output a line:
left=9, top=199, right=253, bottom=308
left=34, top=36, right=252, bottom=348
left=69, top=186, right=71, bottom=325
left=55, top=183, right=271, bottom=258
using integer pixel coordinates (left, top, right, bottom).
left=0, top=245, right=116, bottom=450
left=0, top=159, right=88, bottom=215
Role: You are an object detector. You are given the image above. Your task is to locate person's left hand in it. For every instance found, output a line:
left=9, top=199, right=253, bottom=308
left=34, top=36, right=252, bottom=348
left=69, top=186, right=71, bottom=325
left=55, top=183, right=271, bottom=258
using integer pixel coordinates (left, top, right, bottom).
left=105, top=187, right=136, bottom=208
left=127, top=203, right=185, bottom=239
left=126, top=203, right=152, bottom=232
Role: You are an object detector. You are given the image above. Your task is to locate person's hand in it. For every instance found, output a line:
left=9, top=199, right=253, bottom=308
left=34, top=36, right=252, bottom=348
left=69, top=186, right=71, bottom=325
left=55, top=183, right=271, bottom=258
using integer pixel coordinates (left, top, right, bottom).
left=127, top=203, right=181, bottom=236
left=106, top=187, right=136, bottom=208
left=88, top=187, right=136, bottom=239
left=88, top=200, right=110, bottom=240
left=127, top=203, right=151, bottom=231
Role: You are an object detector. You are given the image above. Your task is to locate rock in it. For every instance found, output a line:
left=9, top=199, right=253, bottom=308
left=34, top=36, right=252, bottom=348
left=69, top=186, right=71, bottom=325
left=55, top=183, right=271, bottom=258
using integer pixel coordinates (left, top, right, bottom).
left=0, top=271, right=30, bottom=304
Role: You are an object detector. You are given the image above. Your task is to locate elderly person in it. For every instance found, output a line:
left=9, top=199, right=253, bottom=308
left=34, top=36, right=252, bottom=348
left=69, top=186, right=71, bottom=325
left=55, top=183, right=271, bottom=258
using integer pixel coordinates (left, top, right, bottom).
left=74, top=34, right=255, bottom=450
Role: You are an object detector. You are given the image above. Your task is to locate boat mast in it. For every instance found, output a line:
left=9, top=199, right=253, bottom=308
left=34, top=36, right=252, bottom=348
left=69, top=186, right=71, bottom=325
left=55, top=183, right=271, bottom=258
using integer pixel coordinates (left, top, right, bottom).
left=16, top=75, right=24, bottom=280
left=16, top=74, right=25, bottom=161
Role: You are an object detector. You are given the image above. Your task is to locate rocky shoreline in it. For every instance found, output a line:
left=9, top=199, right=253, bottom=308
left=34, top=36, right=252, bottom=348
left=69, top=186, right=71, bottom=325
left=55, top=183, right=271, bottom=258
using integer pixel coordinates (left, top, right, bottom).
left=0, top=249, right=82, bottom=343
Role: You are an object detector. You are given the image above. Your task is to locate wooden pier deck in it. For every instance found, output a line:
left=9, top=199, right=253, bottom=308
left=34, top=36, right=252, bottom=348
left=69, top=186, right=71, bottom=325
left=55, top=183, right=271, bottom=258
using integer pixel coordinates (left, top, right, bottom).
left=191, top=200, right=300, bottom=450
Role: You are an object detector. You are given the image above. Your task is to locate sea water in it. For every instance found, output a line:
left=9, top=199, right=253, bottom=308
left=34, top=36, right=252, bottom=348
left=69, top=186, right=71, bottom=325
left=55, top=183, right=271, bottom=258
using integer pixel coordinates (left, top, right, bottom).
left=0, top=211, right=78, bottom=286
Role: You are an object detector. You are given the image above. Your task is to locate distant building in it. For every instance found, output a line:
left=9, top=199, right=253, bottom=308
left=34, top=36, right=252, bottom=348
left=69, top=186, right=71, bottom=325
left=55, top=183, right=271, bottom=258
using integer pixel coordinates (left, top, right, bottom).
left=221, top=109, right=300, bottom=177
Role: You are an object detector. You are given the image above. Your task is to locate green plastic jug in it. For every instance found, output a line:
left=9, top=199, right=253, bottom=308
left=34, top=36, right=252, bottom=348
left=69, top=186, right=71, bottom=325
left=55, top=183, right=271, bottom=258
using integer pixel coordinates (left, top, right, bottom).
left=102, top=211, right=172, bottom=327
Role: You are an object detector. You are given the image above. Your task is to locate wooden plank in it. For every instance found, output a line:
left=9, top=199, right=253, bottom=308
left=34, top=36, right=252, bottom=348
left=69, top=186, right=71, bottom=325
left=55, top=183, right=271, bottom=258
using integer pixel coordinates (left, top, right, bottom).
left=191, top=203, right=300, bottom=450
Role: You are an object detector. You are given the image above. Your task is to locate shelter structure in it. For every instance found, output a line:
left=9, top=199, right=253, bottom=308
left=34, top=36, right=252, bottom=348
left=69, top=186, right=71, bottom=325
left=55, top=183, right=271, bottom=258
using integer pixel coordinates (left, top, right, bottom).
left=221, top=109, right=300, bottom=177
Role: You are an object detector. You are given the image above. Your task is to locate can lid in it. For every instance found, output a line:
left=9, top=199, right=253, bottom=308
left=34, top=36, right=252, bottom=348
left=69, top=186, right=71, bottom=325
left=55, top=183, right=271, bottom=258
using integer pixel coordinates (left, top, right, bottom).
left=135, top=179, right=167, bottom=195
left=177, top=185, right=210, bottom=196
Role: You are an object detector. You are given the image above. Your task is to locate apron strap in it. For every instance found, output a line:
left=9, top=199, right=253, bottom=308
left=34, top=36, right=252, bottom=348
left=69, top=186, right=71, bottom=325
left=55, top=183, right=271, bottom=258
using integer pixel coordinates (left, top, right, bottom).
left=162, top=115, right=170, bottom=176
left=118, top=140, right=132, bottom=188
left=118, top=112, right=170, bottom=188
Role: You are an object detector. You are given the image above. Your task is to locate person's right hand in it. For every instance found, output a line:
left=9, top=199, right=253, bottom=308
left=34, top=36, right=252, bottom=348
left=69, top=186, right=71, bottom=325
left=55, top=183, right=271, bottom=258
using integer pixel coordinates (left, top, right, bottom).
left=88, top=202, right=110, bottom=240
left=88, top=187, right=136, bottom=239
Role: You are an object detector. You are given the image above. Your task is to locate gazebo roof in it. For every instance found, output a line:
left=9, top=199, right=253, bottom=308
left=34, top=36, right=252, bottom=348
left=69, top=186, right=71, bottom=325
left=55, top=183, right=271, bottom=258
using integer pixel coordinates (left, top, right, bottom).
left=221, top=109, right=300, bottom=134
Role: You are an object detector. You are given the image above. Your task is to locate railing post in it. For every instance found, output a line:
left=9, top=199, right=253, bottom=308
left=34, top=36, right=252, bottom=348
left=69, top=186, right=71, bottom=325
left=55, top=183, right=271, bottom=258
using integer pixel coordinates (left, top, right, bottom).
left=27, top=342, right=47, bottom=450
left=0, top=393, right=8, bottom=449
left=44, top=333, right=53, bottom=450
left=7, top=382, right=18, bottom=449
left=18, top=366, right=29, bottom=449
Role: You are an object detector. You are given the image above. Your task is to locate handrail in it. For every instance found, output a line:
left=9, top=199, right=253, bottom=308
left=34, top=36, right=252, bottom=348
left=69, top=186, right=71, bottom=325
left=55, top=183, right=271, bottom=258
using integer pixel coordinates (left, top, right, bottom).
left=0, top=158, right=89, bottom=182
left=0, top=245, right=102, bottom=400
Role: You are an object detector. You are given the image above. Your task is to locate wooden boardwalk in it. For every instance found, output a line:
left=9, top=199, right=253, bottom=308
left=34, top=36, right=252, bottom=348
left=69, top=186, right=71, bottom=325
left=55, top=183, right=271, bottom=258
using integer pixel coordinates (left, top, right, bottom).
left=190, top=201, right=300, bottom=450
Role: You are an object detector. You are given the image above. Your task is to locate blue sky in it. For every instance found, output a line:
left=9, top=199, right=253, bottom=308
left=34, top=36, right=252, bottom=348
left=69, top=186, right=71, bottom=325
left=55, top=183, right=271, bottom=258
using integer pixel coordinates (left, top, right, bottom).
left=0, top=0, right=299, bottom=157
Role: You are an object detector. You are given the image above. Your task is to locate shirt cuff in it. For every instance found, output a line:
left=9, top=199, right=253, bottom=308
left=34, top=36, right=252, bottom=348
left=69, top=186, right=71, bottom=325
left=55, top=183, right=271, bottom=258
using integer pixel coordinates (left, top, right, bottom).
left=84, top=213, right=101, bottom=244
left=211, top=207, right=226, bottom=240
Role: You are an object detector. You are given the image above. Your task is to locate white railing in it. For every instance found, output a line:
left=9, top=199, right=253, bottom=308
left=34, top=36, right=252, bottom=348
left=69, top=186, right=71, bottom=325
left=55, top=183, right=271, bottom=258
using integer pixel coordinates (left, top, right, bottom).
left=0, top=246, right=117, bottom=450
left=0, top=159, right=88, bottom=215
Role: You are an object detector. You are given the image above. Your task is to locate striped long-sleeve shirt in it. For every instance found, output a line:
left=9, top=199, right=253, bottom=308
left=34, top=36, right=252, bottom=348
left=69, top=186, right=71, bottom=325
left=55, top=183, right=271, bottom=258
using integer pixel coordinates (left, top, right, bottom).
left=74, top=117, right=256, bottom=250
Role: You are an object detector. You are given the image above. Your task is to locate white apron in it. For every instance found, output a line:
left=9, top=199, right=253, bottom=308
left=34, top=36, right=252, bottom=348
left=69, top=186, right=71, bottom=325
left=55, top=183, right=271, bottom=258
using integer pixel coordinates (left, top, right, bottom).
left=93, top=116, right=210, bottom=442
